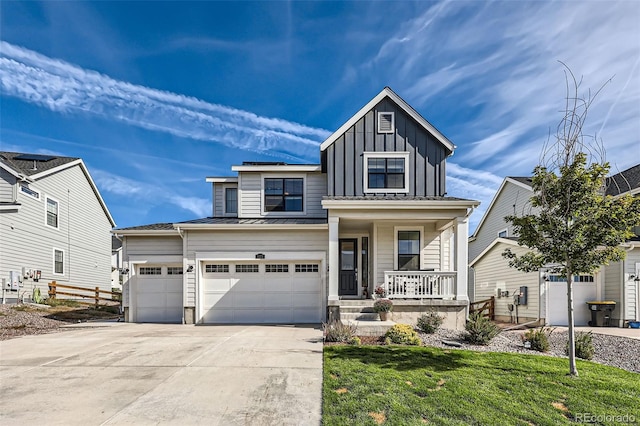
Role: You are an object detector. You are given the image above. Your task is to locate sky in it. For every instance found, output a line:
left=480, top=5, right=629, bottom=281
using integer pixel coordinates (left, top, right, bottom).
left=1, top=1, right=639, bottom=232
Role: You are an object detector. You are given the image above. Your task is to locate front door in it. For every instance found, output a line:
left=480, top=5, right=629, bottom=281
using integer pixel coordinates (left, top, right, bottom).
left=339, top=239, right=358, bottom=296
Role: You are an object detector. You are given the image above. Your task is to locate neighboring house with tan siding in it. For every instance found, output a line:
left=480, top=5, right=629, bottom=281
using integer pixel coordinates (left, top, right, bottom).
left=115, top=87, right=479, bottom=327
left=469, top=164, right=640, bottom=327
left=0, top=152, right=115, bottom=301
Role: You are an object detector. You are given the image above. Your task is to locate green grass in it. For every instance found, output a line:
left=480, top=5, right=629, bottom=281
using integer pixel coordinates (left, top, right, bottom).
left=323, top=346, right=640, bottom=425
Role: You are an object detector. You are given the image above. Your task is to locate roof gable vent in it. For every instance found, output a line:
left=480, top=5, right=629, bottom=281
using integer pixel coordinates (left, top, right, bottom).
left=377, top=112, right=394, bottom=133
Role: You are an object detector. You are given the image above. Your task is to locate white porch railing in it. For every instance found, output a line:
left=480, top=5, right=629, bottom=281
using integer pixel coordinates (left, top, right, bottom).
left=383, top=271, right=456, bottom=299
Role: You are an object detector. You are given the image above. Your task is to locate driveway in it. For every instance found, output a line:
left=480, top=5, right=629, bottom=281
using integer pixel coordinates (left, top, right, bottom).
left=0, top=323, right=323, bottom=425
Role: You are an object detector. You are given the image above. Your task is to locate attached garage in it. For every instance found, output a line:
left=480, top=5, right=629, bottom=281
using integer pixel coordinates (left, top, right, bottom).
left=200, top=260, right=323, bottom=324
left=133, top=264, right=183, bottom=323
left=546, top=276, right=597, bottom=326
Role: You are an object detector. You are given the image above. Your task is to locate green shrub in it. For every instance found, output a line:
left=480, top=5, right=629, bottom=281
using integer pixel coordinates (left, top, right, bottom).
left=349, top=336, right=361, bottom=346
left=373, top=298, right=393, bottom=312
left=32, top=288, right=44, bottom=304
left=522, top=327, right=553, bottom=352
left=45, top=298, right=82, bottom=308
left=323, top=321, right=358, bottom=343
left=416, top=311, right=444, bottom=334
left=464, top=312, right=500, bottom=345
left=385, top=324, right=421, bottom=346
left=567, top=331, right=595, bottom=360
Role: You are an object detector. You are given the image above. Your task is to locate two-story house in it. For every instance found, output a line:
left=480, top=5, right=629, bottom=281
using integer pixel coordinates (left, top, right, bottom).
left=115, top=88, right=479, bottom=328
left=0, top=152, right=115, bottom=301
left=469, top=164, right=640, bottom=327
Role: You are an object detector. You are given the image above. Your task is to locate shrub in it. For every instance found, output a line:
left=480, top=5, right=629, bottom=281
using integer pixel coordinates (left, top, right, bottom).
left=323, top=321, right=358, bottom=343
left=416, top=311, right=444, bottom=334
left=385, top=324, right=421, bottom=346
left=464, top=312, right=500, bottom=345
left=522, top=327, right=553, bottom=352
left=567, top=331, right=595, bottom=360
left=373, top=299, right=393, bottom=312
left=349, top=336, right=361, bottom=346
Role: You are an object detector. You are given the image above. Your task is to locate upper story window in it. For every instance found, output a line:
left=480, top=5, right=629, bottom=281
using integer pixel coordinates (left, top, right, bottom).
left=497, top=229, right=508, bottom=238
left=363, top=152, right=409, bottom=194
left=20, top=184, right=40, bottom=200
left=46, top=197, right=59, bottom=228
left=225, top=187, right=238, bottom=214
left=264, top=178, right=303, bottom=212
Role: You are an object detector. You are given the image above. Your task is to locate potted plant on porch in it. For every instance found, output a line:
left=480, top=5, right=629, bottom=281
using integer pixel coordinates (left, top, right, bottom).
left=373, top=298, right=393, bottom=321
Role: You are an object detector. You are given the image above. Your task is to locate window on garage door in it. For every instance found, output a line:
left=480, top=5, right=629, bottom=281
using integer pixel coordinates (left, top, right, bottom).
left=266, top=264, right=289, bottom=273
left=236, top=264, right=259, bottom=273
left=295, top=264, right=319, bottom=273
left=139, top=267, right=162, bottom=275
left=205, top=264, right=229, bottom=273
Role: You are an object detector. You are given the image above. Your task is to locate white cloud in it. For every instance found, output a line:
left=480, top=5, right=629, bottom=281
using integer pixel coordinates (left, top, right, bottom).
left=0, top=41, right=331, bottom=163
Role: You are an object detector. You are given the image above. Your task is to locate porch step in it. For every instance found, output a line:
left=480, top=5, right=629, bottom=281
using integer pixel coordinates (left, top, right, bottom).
left=341, top=319, right=396, bottom=336
left=341, top=312, right=380, bottom=321
left=335, top=300, right=376, bottom=307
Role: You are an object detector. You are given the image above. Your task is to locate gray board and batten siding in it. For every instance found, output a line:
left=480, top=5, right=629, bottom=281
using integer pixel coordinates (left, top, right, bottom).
left=322, top=98, right=448, bottom=197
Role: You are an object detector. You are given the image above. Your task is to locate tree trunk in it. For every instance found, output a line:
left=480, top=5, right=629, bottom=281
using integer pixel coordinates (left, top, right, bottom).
left=566, top=272, right=578, bottom=376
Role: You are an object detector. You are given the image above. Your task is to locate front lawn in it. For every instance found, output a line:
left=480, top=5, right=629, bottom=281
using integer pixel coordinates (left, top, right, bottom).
left=323, top=345, right=640, bottom=425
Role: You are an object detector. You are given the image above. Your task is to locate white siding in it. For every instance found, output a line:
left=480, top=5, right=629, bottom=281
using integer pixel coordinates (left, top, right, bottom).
left=124, top=236, right=183, bottom=256
left=624, top=251, right=640, bottom=320
left=473, top=243, right=540, bottom=320
left=237, top=172, right=327, bottom=218
left=213, top=183, right=224, bottom=217
left=0, top=165, right=112, bottom=298
left=0, top=168, right=16, bottom=202
left=604, top=262, right=621, bottom=305
left=469, top=181, right=535, bottom=262
left=185, top=229, right=328, bottom=307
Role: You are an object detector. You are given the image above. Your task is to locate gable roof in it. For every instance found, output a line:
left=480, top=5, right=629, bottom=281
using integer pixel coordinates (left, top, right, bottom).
left=319, top=87, right=455, bottom=155
left=0, top=151, right=116, bottom=227
left=605, top=164, right=640, bottom=196
left=470, top=177, right=533, bottom=239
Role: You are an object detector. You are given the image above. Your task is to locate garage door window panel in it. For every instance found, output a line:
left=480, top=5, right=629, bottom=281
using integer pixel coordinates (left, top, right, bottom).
left=205, top=264, right=229, bottom=273
left=236, top=264, right=259, bottom=273
left=266, top=264, right=289, bottom=273
left=295, top=264, right=319, bottom=273
left=140, top=267, right=162, bottom=275
left=167, top=267, right=183, bottom=275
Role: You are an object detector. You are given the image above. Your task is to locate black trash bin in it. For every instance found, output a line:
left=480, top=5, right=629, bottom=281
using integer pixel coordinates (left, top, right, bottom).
left=586, top=301, right=616, bottom=327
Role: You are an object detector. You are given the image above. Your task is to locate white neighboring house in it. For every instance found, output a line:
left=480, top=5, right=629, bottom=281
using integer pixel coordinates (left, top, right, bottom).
left=0, top=152, right=115, bottom=301
left=469, top=165, right=640, bottom=327
left=114, top=87, right=479, bottom=327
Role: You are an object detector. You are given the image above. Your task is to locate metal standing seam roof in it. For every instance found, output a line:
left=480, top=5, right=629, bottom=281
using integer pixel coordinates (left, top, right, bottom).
left=0, top=151, right=79, bottom=176
left=177, top=217, right=328, bottom=225
left=323, top=195, right=476, bottom=202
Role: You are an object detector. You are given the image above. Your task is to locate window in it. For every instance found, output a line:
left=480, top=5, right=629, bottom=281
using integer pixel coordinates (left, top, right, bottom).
left=377, top=112, right=395, bottom=133
left=205, top=264, right=229, bottom=273
left=363, top=152, right=409, bottom=193
left=20, top=184, right=39, bottom=199
left=295, top=264, right=319, bottom=273
left=53, top=249, right=64, bottom=275
left=266, top=264, right=289, bottom=273
left=236, top=264, right=259, bottom=273
left=139, top=266, right=162, bottom=275
left=46, top=197, right=58, bottom=228
left=547, top=274, right=594, bottom=283
left=167, top=267, right=183, bottom=275
left=497, top=229, right=508, bottom=238
left=225, top=187, right=237, bottom=214
left=264, top=178, right=303, bottom=212
left=398, top=230, right=420, bottom=271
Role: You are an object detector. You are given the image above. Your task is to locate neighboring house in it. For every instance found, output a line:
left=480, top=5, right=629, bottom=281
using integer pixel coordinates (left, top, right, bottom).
left=469, top=164, right=640, bottom=327
left=0, top=152, right=115, bottom=301
left=115, top=87, right=479, bottom=327
left=111, top=236, right=123, bottom=290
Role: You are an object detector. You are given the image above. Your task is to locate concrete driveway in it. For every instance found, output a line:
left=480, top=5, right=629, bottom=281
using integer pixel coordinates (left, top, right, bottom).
left=0, top=323, right=323, bottom=425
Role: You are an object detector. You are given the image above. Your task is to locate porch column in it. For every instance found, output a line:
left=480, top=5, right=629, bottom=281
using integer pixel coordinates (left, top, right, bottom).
left=455, top=216, right=469, bottom=302
left=328, top=215, right=340, bottom=301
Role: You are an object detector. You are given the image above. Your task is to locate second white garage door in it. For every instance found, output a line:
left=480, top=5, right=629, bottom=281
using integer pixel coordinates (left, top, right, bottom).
left=201, top=261, right=322, bottom=323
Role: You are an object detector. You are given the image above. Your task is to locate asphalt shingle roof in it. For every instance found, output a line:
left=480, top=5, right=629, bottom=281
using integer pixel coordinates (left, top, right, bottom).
left=323, top=195, right=474, bottom=202
left=605, top=164, right=640, bottom=196
left=116, top=223, right=176, bottom=231
left=0, top=151, right=79, bottom=176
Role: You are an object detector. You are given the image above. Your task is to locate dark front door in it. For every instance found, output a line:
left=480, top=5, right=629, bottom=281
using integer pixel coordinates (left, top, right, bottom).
left=339, top=239, right=358, bottom=296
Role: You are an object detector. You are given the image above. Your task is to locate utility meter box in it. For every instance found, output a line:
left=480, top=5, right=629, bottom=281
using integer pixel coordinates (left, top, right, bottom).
left=515, top=286, right=528, bottom=305
left=9, top=271, right=21, bottom=291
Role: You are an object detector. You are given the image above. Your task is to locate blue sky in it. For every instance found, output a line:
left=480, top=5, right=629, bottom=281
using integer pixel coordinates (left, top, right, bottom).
left=1, top=1, right=639, bottom=231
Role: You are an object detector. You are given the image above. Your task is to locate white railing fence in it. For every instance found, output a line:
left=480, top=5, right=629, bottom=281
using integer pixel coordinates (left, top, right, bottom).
left=383, top=271, right=456, bottom=299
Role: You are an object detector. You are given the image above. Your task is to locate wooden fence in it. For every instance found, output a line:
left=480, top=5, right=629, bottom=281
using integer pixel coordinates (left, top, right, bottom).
left=48, top=281, right=121, bottom=307
left=469, top=296, right=495, bottom=320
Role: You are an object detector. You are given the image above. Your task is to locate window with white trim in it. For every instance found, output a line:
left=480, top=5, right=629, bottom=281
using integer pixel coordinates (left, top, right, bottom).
left=20, top=184, right=40, bottom=199
left=363, top=152, right=409, bottom=193
left=225, top=187, right=237, bottom=214
left=377, top=112, right=395, bottom=133
left=167, top=267, right=183, bottom=275
left=236, top=264, right=259, bottom=273
left=497, top=229, right=508, bottom=238
left=205, top=264, right=229, bottom=273
left=398, top=230, right=420, bottom=271
left=53, top=249, right=64, bottom=275
left=46, top=197, right=59, bottom=228
left=139, top=267, right=162, bottom=275
left=266, top=264, right=289, bottom=273
left=295, top=264, right=319, bottom=273
left=264, top=178, right=303, bottom=212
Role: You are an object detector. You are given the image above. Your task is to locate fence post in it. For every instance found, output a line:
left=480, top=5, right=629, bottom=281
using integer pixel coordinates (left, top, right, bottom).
left=490, top=296, right=495, bottom=320
left=95, top=287, right=100, bottom=307
left=49, top=281, right=57, bottom=299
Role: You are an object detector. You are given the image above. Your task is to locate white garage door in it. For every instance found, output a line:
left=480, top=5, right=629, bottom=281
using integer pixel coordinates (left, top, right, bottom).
left=135, top=265, right=183, bottom=323
left=547, top=277, right=596, bottom=326
left=201, top=262, right=322, bottom=324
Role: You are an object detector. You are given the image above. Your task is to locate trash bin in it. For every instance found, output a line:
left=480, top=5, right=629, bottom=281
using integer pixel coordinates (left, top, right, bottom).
left=586, top=301, right=616, bottom=327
